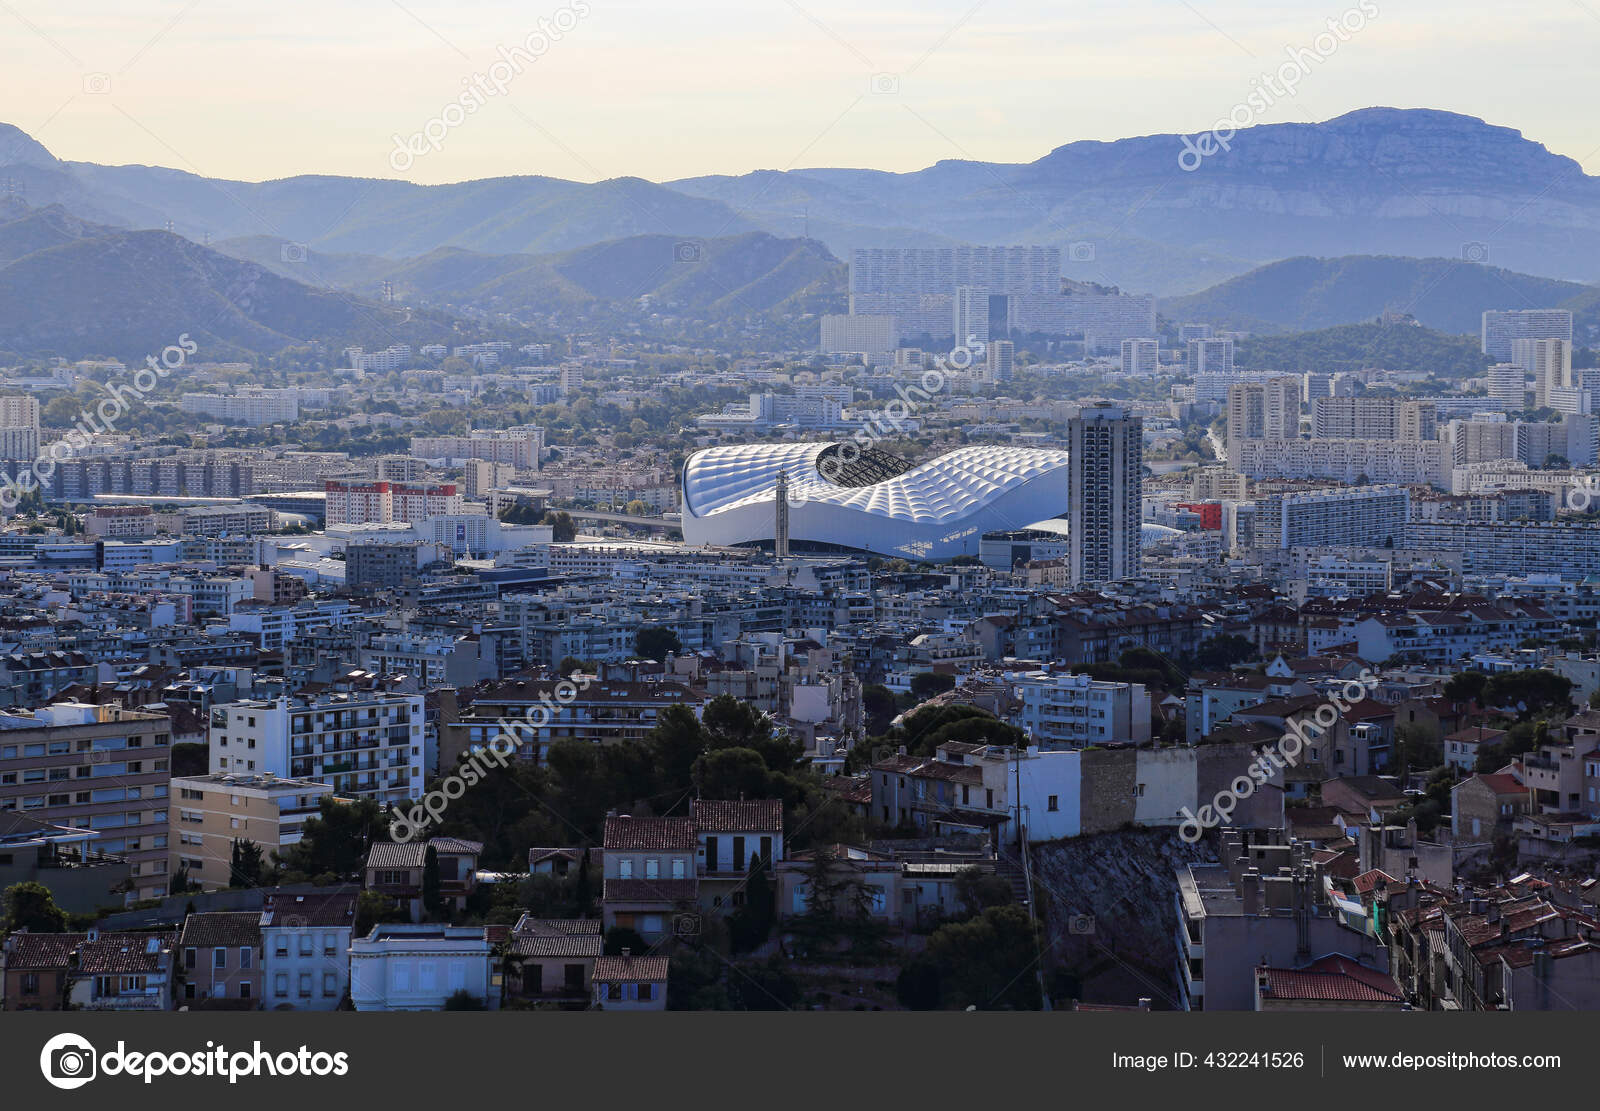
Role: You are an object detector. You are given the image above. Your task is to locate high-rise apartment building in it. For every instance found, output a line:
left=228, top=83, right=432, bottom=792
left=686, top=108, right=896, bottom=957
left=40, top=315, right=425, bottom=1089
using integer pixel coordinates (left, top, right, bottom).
left=1120, top=338, right=1160, bottom=375
left=1252, top=486, right=1411, bottom=550
left=1482, top=310, right=1573, bottom=361
left=987, top=340, right=1015, bottom=382
left=209, top=691, right=425, bottom=807
left=0, top=702, right=175, bottom=901
left=1311, top=397, right=1437, bottom=441
left=1188, top=337, right=1235, bottom=374
left=1068, top=403, right=1142, bottom=585
left=1227, top=378, right=1300, bottom=444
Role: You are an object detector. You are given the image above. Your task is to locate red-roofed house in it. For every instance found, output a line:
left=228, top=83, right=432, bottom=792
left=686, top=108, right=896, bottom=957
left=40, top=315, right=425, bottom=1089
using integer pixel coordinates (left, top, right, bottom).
left=1452, top=770, right=1530, bottom=839
left=1254, top=954, right=1407, bottom=1011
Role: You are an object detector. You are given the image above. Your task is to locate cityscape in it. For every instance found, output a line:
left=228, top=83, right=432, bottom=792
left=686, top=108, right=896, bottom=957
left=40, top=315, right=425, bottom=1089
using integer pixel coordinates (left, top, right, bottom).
left=1, top=0, right=1599, bottom=1094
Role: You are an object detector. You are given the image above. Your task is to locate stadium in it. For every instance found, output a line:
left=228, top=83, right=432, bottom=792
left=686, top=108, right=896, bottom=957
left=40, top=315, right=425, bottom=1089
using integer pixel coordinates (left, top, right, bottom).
left=680, top=442, right=1073, bottom=560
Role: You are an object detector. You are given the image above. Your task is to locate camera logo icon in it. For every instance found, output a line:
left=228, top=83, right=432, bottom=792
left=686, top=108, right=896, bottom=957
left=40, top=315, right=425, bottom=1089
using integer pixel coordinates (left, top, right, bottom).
left=1068, top=241, right=1096, bottom=263
left=280, top=242, right=309, bottom=263
left=869, top=73, right=900, bottom=95
left=41, top=1033, right=98, bottom=1090
left=1067, top=913, right=1096, bottom=935
left=673, top=912, right=702, bottom=939
left=82, top=73, right=112, bottom=95
left=1462, top=241, right=1489, bottom=263
left=673, top=241, right=702, bottom=264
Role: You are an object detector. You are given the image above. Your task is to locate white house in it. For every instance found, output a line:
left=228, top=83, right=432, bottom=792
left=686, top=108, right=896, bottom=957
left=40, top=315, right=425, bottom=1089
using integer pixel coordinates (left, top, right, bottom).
left=348, top=924, right=497, bottom=1011
left=261, top=890, right=357, bottom=1011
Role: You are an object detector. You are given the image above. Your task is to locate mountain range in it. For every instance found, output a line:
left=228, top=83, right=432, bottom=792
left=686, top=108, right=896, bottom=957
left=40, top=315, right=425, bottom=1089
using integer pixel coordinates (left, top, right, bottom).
left=6, top=108, right=1600, bottom=297
left=5, top=107, right=1600, bottom=357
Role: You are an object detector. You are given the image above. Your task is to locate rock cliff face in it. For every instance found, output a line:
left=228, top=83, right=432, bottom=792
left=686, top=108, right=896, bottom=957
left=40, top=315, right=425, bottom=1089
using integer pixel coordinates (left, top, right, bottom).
left=1031, top=830, right=1217, bottom=1009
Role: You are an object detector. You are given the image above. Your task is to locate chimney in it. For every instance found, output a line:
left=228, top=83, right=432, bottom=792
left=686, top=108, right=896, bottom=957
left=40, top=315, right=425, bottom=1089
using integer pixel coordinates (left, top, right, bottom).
left=1241, top=870, right=1261, bottom=915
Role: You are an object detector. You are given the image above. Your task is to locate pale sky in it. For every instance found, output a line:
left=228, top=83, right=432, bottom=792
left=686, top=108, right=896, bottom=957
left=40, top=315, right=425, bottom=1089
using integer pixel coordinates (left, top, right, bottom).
left=1, top=0, right=1596, bottom=184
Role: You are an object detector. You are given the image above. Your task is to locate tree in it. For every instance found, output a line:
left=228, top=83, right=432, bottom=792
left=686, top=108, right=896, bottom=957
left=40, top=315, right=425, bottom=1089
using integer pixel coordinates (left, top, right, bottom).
left=1482, top=670, right=1573, bottom=718
left=954, top=866, right=1015, bottom=918
left=634, top=625, right=682, bottom=660
left=422, top=843, right=443, bottom=917
left=169, top=863, right=199, bottom=896
left=2, top=881, right=68, bottom=934
left=923, top=905, right=1043, bottom=1009
left=443, top=989, right=487, bottom=1010
left=1443, top=671, right=1488, bottom=703
left=908, top=672, right=956, bottom=700
left=1192, top=634, right=1256, bottom=672
left=692, top=747, right=773, bottom=801
left=862, top=684, right=897, bottom=735
left=542, top=510, right=577, bottom=542
left=274, top=797, right=384, bottom=879
left=229, top=838, right=264, bottom=888
left=728, top=854, right=775, bottom=953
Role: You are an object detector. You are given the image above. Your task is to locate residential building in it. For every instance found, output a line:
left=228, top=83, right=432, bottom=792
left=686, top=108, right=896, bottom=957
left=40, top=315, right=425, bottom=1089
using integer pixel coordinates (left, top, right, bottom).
left=348, top=924, right=497, bottom=1011
left=179, top=912, right=263, bottom=1008
left=1068, top=403, right=1142, bottom=585
left=170, top=772, right=332, bottom=892
left=0, top=702, right=174, bottom=901
left=261, top=890, right=358, bottom=1011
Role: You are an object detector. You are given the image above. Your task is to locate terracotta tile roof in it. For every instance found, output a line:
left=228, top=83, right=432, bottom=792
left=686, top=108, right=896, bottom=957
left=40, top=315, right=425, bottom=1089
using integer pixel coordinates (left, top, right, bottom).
left=428, top=837, right=482, bottom=855
left=180, top=911, right=262, bottom=948
left=3, top=931, right=83, bottom=970
left=366, top=842, right=426, bottom=869
left=690, top=799, right=783, bottom=833
left=1257, top=955, right=1404, bottom=1004
left=508, top=918, right=603, bottom=958
left=592, top=954, right=669, bottom=981
left=76, top=931, right=177, bottom=974
left=1352, top=868, right=1399, bottom=896
left=261, top=891, right=357, bottom=929
left=1476, top=773, right=1526, bottom=797
left=603, top=815, right=697, bottom=851
left=602, top=878, right=698, bottom=904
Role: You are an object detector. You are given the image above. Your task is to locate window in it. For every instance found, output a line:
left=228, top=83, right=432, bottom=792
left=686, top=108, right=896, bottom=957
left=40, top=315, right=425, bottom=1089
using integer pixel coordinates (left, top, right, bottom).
left=184, top=948, right=197, bottom=970
left=1047, top=795, right=1058, bottom=812
left=324, top=972, right=337, bottom=997
left=645, top=857, right=659, bottom=879
left=240, top=946, right=253, bottom=969
left=299, top=973, right=313, bottom=998
left=299, top=934, right=313, bottom=957
left=21, top=972, right=39, bottom=995
left=671, top=857, right=686, bottom=879
left=618, top=858, right=633, bottom=878
left=239, top=981, right=252, bottom=1000
left=214, top=947, right=227, bottom=969
left=275, top=973, right=289, bottom=996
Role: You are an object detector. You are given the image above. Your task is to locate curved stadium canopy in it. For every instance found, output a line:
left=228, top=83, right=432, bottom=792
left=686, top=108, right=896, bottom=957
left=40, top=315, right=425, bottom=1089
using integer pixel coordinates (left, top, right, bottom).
left=681, top=442, right=1073, bottom=561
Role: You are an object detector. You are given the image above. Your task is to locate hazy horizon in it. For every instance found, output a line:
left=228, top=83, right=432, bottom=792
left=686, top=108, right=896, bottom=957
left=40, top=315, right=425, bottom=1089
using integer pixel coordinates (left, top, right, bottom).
left=2, top=0, right=1597, bottom=185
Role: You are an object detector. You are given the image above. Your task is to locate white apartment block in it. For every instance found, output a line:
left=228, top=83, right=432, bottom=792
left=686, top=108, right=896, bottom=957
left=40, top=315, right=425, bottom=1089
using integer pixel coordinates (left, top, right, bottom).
left=1227, top=378, right=1300, bottom=444
left=820, top=313, right=898, bottom=357
left=1311, top=397, right=1436, bottom=441
left=1009, top=670, right=1151, bottom=748
left=410, top=426, right=545, bottom=469
left=209, top=692, right=425, bottom=806
left=180, top=390, right=301, bottom=426
left=1483, top=309, right=1572, bottom=362
left=1188, top=337, right=1235, bottom=374
left=349, top=925, right=495, bottom=1011
left=323, top=480, right=462, bottom=526
left=1252, top=485, right=1411, bottom=550
left=1486, top=363, right=1529, bottom=411
left=1514, top=337, right=1574, bottom=408
left=1231, top=437, right=1447, bottom=488
left=1120, top=338, right=1160, bottom=375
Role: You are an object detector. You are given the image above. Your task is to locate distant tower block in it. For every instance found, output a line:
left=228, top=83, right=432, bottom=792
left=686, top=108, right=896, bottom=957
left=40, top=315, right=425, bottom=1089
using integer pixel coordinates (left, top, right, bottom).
left=774, top=470, right=790, bottom=558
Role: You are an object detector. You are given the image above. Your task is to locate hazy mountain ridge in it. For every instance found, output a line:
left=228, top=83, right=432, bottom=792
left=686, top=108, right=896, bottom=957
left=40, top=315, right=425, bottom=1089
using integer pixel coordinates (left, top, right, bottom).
left=0, top=206, right=457, bottom=360
left=6, top=109, right=1600, bottom=294
left=1162, top=255, right=1600, bottom=337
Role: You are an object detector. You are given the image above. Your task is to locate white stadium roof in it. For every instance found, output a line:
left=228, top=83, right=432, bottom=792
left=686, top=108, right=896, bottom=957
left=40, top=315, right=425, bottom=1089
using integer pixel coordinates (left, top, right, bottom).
left=681, top=442, right=1073, bottom=561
